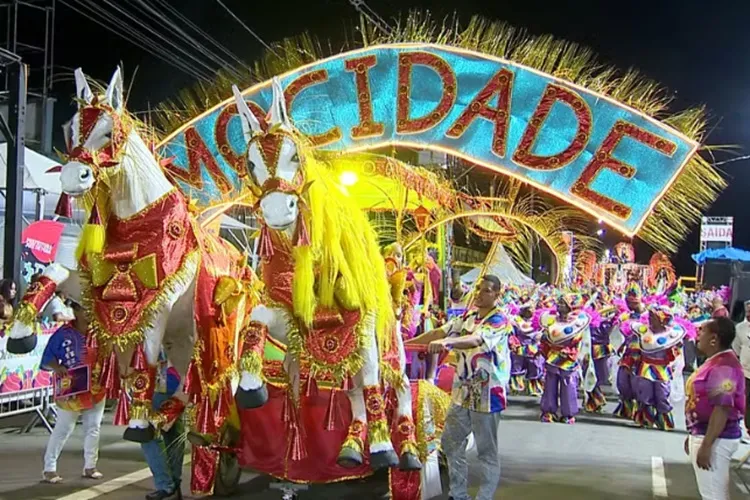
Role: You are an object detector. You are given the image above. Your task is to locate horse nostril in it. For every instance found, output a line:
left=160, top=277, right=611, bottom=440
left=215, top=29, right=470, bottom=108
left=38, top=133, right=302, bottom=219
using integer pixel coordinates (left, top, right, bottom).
left=80, top=170, right=90, bottom=181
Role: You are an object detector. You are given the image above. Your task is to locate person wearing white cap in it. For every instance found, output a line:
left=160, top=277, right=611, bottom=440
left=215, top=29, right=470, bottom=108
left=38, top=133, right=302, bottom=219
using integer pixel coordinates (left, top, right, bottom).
left=731, top=300, right=750, bottom=443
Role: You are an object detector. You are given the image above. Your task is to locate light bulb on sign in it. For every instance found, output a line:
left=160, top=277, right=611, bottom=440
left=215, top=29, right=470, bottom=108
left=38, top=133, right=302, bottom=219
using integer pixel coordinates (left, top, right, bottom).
left=339, top=171, right=358, bottom=186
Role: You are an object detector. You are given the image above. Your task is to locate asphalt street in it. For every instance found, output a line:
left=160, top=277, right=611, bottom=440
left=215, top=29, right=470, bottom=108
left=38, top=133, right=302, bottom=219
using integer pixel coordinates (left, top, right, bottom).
left=0, top=392, right=748, bottom=499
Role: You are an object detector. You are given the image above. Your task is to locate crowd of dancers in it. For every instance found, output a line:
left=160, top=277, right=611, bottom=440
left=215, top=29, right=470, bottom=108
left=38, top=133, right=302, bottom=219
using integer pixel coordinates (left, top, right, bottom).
left=435, top=278, right=733, bottom=429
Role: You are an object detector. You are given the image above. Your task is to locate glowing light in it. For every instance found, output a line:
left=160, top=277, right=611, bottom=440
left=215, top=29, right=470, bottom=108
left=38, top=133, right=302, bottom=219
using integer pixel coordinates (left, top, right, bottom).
left=339, top=171, right=358, bottom=186
left=596, top=229, right=606, bottom=236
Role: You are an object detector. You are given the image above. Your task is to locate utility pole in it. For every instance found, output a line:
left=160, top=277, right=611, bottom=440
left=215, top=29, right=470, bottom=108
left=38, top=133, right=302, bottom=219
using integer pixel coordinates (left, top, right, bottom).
left=1, top=56, right=27, bottom=287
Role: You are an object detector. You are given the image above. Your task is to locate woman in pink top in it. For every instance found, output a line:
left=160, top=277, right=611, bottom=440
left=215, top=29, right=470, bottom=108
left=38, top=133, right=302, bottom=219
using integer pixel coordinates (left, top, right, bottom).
left=685, top=317, right=746, bottom=500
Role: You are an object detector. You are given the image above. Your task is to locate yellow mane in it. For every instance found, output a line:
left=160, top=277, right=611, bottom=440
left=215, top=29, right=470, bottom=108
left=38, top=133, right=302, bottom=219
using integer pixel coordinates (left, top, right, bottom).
left=291, top=143, right=395, bottom=353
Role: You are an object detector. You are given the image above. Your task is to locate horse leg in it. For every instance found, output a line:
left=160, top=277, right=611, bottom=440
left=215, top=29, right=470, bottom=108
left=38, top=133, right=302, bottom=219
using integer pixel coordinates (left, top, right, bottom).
left=236, top=305, right=282, bottom=409
left=340, top=312, right=398, bottom=470
left=392, top=333, right=422, bottom=471
left=121, top=308, right=168, bottom=443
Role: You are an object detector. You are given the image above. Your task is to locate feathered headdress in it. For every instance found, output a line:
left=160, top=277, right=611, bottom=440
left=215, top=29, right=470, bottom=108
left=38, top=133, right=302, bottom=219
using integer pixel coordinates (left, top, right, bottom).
left=625, top=282, right=642, bottom=300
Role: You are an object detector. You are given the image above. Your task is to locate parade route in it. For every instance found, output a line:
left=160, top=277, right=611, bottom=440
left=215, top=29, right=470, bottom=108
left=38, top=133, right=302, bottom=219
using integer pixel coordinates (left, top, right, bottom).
left=1, top=392, right=748, bottom=500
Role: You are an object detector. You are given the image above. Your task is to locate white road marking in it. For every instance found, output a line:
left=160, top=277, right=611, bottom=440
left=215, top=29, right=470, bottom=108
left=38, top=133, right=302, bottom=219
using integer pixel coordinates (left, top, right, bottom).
left=56, top=456, right=191, bottom=500
left=651, top=456, right=668, bottom=498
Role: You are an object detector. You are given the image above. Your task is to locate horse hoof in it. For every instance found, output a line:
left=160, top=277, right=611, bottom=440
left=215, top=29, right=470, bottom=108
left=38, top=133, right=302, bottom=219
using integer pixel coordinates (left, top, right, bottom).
left=336, top=447, right=363, bottom=469
left=398, top=452, right=422, bottom=471
left=370, top=450, right=399, bottom=470
left=235, top=385, right=268, bottom=409
left=187, top=431, right=212, bottom=447
left=7, top=336, right=37, bottom=354
left=123, top=425, right=155, bottom=443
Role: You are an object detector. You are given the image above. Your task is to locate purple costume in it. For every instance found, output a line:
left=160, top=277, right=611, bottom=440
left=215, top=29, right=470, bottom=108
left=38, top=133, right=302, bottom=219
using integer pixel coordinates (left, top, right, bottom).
left=628, top=315, right=691, bottom=430
left=538, top=310, right=591, bottom=424
left=584, top=316, right=615, bottom=413
left=613, top=311, right=645, bottom=420
left=509, top=316, right=545, bottom=396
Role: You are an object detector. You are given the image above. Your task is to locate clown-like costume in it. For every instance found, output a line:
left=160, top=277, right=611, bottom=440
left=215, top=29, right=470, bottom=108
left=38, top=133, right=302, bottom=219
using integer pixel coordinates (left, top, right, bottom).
left=612, top=285, right=647, bottom=420
left=509, top=305, right=544, bottom=396
left=583, top=303, right=617, bottom=413
left=627, top=306, right=692, bottom=430
left=537, top=299, right=591, bottom=424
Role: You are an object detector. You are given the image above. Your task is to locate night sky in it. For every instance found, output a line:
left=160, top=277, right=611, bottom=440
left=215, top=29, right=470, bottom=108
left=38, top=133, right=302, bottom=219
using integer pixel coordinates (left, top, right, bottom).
left=47, top=0, right=750, bottom=276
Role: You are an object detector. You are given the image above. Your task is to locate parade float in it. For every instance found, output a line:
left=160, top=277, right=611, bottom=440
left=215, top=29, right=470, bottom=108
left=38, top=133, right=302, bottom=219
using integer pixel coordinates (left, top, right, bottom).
left=574, top=241, right=678, bottom=292
left=6, top=11, right=726, bottom=499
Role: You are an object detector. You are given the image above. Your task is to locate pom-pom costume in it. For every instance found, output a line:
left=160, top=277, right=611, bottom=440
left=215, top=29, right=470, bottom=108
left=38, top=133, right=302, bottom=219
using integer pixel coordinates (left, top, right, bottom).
left=628, top=308, right=692, bottom=431
left=537, top=307, right=591, bottom=423
left=509, top=310, right=544, bottom=396
left=583, top=305, right=616, bottom=413
left=612, top=284, right=646, bottom=420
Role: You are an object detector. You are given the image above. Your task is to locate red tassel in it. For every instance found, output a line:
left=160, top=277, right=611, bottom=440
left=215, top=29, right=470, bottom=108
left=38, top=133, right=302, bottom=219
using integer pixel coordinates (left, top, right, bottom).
left=85, top=332, right=98, bottom=351
left=88, top=203, right=102, bottom=224
left=324, top=389, right=340, bottom=431
left=288, top=418, right=307, bottom=461
left=196, top=396, right=216, bottom=436
left=130, top=344, right=147, bottom=371
left=183, top=359, right=200, bottom=402
left=213, top=385, right=232, bottom=426
left=101, top=351, right=121, bottom=399
left=304, top=376, right=317, bottom=398
left=282, top=392, right=292, bottom=423
left=341, top=376, right=352, bottom=391
left=258, top=224, right=274, bottom=258
left=293, top=216, right=310, bottom=247
left=55, top=193, right=73, bottom=218
left=113, top=388, right=130, bottom=426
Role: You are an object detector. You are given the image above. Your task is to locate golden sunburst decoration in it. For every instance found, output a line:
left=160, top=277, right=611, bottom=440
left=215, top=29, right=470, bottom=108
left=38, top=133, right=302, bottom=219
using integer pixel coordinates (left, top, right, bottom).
left=154, top=11, right=725, bottom=255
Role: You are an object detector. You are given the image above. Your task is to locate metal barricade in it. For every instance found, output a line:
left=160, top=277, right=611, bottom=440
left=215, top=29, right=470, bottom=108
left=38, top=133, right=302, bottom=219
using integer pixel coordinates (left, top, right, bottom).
left=0, top=385, right=55, bottom=433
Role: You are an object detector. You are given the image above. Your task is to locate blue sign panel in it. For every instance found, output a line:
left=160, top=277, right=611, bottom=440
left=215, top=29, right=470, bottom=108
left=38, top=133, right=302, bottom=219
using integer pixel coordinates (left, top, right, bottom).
left=157, top=44, right=697, bottom=235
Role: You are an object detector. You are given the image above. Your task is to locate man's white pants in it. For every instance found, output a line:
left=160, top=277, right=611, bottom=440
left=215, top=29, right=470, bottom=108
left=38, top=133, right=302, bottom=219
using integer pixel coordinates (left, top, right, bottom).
left=689, top=434, right=739, bottom=500
left=43, top=399, right=106, bottom=473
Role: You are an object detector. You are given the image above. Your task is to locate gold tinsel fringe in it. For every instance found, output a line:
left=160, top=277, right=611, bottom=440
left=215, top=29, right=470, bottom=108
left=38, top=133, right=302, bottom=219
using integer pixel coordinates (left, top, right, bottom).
left=80, top=250, right=201, bottom=351
left=12, top=302, right=39, bottom=328
left=153, top=11, right=724, bottom=254
left=238, top=351, right=265, bottom=380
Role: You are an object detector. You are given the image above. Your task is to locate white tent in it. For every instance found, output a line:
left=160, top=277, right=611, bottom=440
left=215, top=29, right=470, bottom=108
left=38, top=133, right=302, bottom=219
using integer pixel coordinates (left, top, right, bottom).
left=461, top=245, right=534, bottom=287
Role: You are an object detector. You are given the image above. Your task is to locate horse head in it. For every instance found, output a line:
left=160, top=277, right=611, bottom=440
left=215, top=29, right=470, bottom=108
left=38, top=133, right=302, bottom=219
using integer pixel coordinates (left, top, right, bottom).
left=232, top=79, right=305, bottom=232
left=59, top=67, right=127, bottom=198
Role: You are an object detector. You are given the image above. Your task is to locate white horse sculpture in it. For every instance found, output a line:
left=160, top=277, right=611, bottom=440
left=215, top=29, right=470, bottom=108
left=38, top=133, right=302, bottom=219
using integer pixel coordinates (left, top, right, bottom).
left=231, top=80, right=421, bottom=471
left=9, top=68, right=263, bottom=448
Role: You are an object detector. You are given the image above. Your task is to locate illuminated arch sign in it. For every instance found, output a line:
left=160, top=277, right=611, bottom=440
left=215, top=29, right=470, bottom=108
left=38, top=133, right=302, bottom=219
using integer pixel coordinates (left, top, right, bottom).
left=157, top=44, right=698, bottom=235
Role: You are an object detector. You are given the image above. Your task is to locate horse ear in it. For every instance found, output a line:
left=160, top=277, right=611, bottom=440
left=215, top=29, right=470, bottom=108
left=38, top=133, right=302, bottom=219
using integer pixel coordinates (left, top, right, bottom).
left=74, top=68, right=93, bottom=105
left=269, top=77, right=291, bottom=129
left=104, top=67, right=124, bottom=112
left=232, top=84, right=261, bottom=141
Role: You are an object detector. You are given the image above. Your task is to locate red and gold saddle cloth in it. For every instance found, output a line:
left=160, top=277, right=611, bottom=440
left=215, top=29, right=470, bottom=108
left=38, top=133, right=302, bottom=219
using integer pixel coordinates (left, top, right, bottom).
left=84, top=190, right=200, bottom=348
left=262, top=235, right=364, bottom=384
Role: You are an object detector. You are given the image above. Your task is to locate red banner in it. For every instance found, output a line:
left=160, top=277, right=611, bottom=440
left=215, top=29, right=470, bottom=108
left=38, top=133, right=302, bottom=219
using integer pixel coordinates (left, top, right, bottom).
left=21, top=220, right=64, bottom=264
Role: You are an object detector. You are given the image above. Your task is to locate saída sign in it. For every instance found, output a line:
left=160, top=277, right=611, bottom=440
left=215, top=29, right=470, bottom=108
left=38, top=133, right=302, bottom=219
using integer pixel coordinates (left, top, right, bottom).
left=158, top=44, right=698, bottom=235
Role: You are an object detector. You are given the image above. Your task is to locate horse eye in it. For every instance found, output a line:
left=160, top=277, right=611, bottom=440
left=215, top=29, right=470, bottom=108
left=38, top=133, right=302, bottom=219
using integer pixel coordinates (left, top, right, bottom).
left=291, top=153, right=299, bottom=163
left=248, top=160, right=256, bottom=171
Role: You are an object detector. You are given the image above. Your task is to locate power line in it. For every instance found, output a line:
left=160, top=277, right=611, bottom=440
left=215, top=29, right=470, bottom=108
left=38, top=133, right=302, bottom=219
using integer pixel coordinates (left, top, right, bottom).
left=213, top=0, right=279, bottom=57
left=128, top=0, right=245, bottom=79
left=60, top=0, right=213, bottom=82
left=348, top=0, right=393, bottom=35
left=93, top=0, right=221, bottom=78
left=150, top=0, right=252, bottom=73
